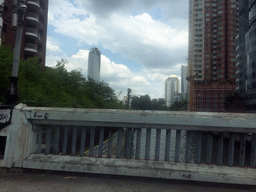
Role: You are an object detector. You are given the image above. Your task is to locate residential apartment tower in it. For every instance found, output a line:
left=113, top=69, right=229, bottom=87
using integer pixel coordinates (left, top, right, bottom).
left=188, top=0, right=238, bottom=112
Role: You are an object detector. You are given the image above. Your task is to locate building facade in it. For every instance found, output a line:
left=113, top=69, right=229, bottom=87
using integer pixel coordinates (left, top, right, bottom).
left=236, top=0, right=256, bottom=110
left=88, top=47, right=101, bottom=82
left=188, top=0, right=238, bottom=112
left=243, top=0, right=256, bottom=109
left=0, top=0, right=4, bottom=44
left=165, top=75, right=179, bottom=107
left=181, top=65, right=188, bottom=100
left=236, top=0, right=249, bottom=99
left=1, top=0, right=48, bottom=66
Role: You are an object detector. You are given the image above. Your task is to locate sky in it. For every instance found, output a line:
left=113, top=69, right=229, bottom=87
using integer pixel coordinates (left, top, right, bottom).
left=46, top=0, right=189, bottom=99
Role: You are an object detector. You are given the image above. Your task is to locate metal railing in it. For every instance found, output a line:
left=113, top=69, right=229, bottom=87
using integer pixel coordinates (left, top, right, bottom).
left=26, top=28, right=38, bottom=36
left=28, top=0, right=40, bottom=4
left=26, top=12, right=39, bottom=21
left=25, top=43, right=37, bottom=50
left=24, top=107, right=256, bottom=168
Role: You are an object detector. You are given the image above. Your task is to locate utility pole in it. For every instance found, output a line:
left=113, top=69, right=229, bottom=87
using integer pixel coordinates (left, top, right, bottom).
left=127, top=88, right=131, bottom=109
left=0, top=0, right=27, bottom=129
left=6, top=0, right=27, bottom=105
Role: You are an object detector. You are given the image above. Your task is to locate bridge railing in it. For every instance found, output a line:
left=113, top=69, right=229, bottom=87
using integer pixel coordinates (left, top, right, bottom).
left=25, top=106, right=256, bottom=168
left=2, top=104, right=255, bottom=184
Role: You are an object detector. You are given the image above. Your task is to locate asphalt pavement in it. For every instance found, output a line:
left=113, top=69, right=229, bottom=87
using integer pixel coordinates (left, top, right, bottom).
left=0, top=169, right=255, bottom=192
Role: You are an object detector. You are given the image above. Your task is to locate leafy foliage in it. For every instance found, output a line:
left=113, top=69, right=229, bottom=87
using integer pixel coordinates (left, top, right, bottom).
left=131, top=95, right=168, bottom=110
left=169, top=100, right=188, bottom=111
left=0, top=45, right=125, bottom=109
left=0, top=44, right=13, bottom=102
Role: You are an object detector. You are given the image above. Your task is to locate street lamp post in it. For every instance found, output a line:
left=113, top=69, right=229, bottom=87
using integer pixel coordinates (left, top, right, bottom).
left=6, top=0, right=27, bottom=105
left=0, top=0, right=27, bottom=128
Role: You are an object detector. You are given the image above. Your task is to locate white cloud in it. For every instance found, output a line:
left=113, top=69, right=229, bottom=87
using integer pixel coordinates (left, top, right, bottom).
left=47, top=0, right=188, bottom=70
left=46, top=0, right=189, bottom=99
left=46, top=37, right=62, bottom=53
left=46, top=49, right=174, bottom=98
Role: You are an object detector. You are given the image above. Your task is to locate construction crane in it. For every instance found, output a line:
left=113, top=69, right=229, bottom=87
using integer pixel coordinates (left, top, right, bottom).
left=117, top=91, right=122, bottom=100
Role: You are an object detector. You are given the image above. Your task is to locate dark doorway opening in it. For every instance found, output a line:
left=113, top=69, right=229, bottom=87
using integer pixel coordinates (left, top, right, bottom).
left=0, top=136, right=7, bottom=159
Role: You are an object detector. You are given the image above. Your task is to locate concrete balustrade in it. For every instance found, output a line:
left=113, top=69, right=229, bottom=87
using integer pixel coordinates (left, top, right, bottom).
left=0, top=104, right=256, bottom=185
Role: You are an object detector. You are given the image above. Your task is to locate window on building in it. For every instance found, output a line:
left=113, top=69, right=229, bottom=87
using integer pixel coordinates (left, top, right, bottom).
left=195, top=29, right=203, bottom=32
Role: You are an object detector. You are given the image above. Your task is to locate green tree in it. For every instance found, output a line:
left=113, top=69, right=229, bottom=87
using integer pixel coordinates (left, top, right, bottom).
left=0, top=44, right=125, bottom=109
left=131, top=94, right=152, bottom=110
left=0, top=44, right=14, bottom=103
left=169, top=100, right=188, bottom=111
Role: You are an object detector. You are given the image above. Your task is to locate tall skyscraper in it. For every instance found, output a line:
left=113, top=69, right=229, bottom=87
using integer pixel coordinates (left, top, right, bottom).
left=236, top=0, right=256, bottom=110
left=181, top=65, right=188, bottom=100
left=88, top=47, right=101, bottom=82
left=188, top=0, right=238, bottom=112
left=1, top=0, right=48, bottom=66
left=165, top=75, right=179, bottom=107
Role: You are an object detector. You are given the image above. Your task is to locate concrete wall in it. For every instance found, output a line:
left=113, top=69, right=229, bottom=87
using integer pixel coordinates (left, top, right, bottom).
left=23, top=154, right=256, bottom=185
left=0, top=104, right=37, bottom=168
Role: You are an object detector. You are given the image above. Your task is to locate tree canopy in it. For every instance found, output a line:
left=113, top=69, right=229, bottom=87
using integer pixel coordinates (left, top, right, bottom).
left=169, top=100, right=188, bottom=111
left=0, top=44, right=125, bottom=109
left=131, top=95, right=168, bottom=110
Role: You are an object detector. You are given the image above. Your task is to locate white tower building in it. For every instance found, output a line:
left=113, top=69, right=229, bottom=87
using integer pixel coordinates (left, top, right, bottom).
left=181, top=65, right=188, bottom=100
left=165, top=75, right=179, bottom=107
left=88, top=47, right=101, bottom=82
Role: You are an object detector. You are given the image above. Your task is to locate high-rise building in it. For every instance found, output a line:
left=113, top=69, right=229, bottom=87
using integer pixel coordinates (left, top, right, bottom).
left=165, top=75, right=179, bottom=107
left=0, top=0, right=4, bottom=45
left=1, top=0, right=48, bottom=66
left=181, top=65, right=188, bottom=100
left=236, top=0, right=256, bottom=110
left=88, top=47, right=101, bottom=82
left=188, top=0, right=238, bottom=112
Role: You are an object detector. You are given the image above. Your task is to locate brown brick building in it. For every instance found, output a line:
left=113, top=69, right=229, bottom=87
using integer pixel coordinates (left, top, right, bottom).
left=1, top=0, right=48, bottom=66
left=188, top=0, right=238, bottom=112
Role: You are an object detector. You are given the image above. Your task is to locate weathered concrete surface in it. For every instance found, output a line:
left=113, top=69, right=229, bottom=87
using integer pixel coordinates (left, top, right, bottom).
left=23, top=154, right=256, bottom=185
left=0, top=104, right=37, bottom=168
left=23, top=105, right=256, bottom=132
left=0, top=171, right=254, bottom=192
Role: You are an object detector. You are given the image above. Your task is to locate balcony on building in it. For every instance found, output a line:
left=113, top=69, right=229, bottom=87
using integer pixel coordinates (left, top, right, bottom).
left=25, top=28, right=38, bottom=39
left=27, top=0, right=40, bottom=11
left=24, top=43, right=37, bottom=54
left=26, top=12, right=39, bottom=25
